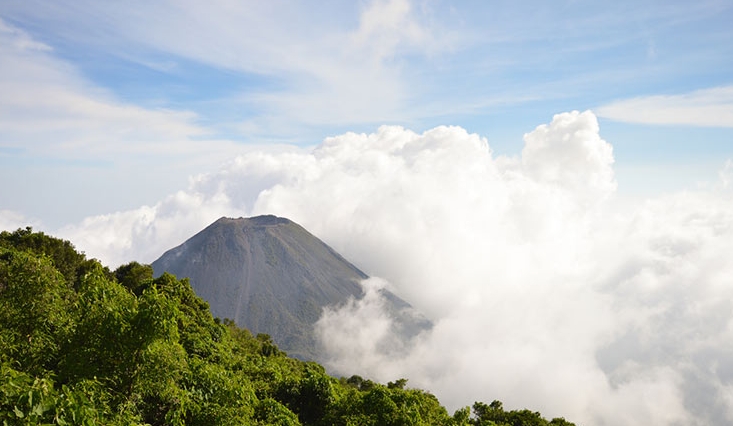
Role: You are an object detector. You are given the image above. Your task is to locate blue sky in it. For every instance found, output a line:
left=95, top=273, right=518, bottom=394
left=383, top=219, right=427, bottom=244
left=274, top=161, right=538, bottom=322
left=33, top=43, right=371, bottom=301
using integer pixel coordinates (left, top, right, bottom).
left=1, top=0, right=733, bottom=227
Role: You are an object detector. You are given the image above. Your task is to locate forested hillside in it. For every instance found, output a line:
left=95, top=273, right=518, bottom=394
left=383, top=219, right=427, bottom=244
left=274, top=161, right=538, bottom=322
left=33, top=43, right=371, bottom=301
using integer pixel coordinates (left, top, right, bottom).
left=0, top=228, right=576, bottom=425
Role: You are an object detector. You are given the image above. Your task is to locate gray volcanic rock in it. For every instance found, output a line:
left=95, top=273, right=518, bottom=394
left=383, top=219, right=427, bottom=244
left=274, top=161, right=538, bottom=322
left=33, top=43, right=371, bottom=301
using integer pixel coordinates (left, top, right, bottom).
left=152, top=215, right=428, bottom=361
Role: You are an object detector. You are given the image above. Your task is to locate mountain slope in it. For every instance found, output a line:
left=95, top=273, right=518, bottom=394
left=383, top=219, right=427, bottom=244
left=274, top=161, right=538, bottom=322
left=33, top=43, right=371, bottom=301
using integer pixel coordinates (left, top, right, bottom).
left=151, top=215, right=427, bottom=361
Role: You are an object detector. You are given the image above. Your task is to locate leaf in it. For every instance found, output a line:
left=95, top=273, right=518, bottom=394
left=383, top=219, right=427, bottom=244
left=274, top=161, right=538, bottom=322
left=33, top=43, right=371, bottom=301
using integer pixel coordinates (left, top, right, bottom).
left=32, top=401, right=50, bottom=416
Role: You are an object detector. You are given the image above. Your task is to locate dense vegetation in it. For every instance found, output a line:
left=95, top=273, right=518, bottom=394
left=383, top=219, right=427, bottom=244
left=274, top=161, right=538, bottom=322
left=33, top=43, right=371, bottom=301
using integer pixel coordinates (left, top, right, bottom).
left=0, top=228, right=576, bottom=425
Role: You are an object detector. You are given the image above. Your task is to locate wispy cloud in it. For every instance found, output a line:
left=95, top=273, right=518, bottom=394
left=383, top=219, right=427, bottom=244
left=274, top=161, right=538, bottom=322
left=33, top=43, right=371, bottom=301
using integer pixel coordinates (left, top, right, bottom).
left=0, top=17, right=252, bottom=226
left=0, top=17, right=241, bottom=161
left=351, top=0, right=436, bottom=61
left=596, top=86, right=733, bottom=128
left=0, top=0, right=523, bottom=136
left=4, top=0, right=731, bottom=139
left=1, top=0, right=448, bottom=131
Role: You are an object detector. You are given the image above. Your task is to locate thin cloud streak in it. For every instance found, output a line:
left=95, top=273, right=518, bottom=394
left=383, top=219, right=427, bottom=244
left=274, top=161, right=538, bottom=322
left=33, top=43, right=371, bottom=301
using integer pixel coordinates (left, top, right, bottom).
left=597, top=86, right=733, bottom=128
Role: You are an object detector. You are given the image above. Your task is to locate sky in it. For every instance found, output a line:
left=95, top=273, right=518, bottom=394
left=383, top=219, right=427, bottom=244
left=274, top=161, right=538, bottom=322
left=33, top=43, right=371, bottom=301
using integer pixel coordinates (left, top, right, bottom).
left=2, top=1, right=733, bottom=425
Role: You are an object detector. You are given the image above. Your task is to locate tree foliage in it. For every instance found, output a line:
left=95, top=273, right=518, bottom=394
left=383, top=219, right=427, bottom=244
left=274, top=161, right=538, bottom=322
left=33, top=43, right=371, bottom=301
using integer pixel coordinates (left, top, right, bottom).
left=0, top=228, right=577, bottom=425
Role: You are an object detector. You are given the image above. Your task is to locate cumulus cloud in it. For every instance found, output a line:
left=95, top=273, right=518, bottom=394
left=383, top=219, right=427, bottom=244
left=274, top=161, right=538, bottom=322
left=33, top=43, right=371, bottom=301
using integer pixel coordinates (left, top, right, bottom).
left=521, top=110, right=616, bottom=200
left=596, top=86, right=733, bottom=128
left=59, top=110, right=733, bottom=425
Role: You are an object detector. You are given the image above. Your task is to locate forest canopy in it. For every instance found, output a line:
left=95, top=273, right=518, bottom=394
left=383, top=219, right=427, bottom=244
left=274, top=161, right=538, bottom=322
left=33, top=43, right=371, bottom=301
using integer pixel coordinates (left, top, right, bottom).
left=0, top=228, right=576, bottom=425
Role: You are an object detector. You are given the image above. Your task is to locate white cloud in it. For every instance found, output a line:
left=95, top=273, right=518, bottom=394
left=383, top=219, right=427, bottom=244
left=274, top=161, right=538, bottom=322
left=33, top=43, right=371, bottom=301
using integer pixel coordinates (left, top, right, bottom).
left=522, top=110, right=616, bottom=200
left=315, top=277, right=412, bottom=377
left=52, top=110, right=733, bottom=425
left=0, top=210, right=38, bottom=232
left=596, top=86, right=733, bottom=128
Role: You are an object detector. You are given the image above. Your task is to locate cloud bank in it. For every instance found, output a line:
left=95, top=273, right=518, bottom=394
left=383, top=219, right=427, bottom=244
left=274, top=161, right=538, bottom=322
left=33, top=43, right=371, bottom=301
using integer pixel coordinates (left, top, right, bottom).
left=56, top=110, right=733, bottom=425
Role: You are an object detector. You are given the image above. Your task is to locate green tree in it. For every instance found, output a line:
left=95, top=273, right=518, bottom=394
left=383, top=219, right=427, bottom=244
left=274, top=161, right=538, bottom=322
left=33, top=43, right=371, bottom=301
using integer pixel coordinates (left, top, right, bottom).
left=115, top=261, right=154, bottom=295
left=0, top=227, right=105, bottom=287
left=0, top=248, right=76, bottom=375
